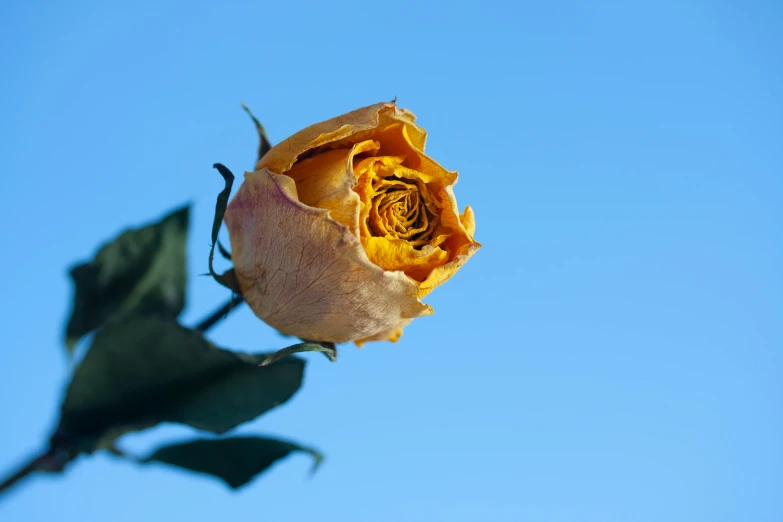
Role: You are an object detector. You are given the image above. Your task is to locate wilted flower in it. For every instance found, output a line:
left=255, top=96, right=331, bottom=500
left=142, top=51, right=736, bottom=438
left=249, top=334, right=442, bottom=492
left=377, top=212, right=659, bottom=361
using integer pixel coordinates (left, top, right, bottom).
left=225, top=102, right=479, bottom=344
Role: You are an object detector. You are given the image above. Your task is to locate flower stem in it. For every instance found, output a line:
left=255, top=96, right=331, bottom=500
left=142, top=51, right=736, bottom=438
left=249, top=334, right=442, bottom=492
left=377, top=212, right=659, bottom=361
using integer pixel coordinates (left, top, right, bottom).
left=0, top=451, right=52, bottom=498
left=194, top=294, right=245, bottom=333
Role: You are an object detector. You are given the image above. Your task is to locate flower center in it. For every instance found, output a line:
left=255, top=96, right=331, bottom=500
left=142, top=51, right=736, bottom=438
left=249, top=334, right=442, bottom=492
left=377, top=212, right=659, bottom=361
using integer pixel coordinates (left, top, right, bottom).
left=368, top=176, right=437, bottom=248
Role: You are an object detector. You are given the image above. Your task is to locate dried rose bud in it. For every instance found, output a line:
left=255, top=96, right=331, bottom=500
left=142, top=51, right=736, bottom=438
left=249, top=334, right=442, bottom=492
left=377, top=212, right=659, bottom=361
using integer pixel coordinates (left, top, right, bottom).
left=225, top=103, right=479, bottom=344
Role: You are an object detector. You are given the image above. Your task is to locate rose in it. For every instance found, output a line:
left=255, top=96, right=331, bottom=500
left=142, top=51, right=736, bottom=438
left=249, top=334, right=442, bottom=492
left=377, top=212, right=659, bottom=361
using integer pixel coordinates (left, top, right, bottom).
left=224, top=102, right=480, bottom=344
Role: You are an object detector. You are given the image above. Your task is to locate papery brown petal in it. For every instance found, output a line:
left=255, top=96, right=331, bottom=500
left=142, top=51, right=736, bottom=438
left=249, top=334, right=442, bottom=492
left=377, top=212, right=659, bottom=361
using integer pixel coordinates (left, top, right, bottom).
left=224, top=168, right=433, bottom=343
left=355, top=319, right=412, bottom=346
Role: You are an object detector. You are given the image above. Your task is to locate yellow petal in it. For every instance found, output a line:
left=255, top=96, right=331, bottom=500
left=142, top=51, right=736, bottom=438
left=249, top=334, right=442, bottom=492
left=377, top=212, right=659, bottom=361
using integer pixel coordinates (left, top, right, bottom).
left=417, top=190, right=481, bottom=297
left=370, top=123, right=457, bottom=187
left=257, top=103, right=426, bottom=174
left=363, top=237, right=450, bottom=283
left=283, top=139, right=379, bottom=236
left=224, top=168, right=432, bottom=343
left=417, top=240, right=480, bottom=298
left=353, top=147, right=479, bottom=288
left=460, top=205, right=476, bottom=238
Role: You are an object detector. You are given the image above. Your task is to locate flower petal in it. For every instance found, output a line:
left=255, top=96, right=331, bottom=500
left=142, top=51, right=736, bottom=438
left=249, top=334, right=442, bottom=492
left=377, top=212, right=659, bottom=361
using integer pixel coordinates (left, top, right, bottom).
left=417, top=241, right=480, bottom=298
left=224, top=168, right=433, bottom=343
left=257, top=103, right=426, bottom=174
left=283, top=140, right=378, bottom=236
left=460, top=205, right=476, bottom=237
left=363, top=237, right=450, bottom=283
left=418, top=190, right=481, bottom=297
left=355, top=319, right=411, bottom=346
left=370, top=123, right=457, bottom=187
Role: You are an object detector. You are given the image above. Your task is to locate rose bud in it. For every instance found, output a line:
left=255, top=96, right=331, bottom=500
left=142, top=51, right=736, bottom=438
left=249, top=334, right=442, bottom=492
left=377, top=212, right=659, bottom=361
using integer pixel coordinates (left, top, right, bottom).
left=224, top=102, right=480, bottom=344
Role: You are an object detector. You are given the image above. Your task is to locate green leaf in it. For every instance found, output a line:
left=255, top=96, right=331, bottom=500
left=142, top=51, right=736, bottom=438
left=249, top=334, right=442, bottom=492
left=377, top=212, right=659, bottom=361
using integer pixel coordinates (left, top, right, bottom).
left=241, top=103, right=272, bottom=162
left=145, top=436, right=322, bottom=489
left=57, top=316, right=305, bottom=448
left=260, top=342, right=337, bottom=366
left=209, top=164, right=240, bottom=293
left=64, top=205, right=189, bottom=352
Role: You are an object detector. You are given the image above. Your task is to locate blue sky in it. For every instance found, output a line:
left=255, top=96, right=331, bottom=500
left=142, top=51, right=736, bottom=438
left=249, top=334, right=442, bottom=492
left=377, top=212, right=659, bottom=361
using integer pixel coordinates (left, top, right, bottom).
left=1, top=1, right=781, bottom=521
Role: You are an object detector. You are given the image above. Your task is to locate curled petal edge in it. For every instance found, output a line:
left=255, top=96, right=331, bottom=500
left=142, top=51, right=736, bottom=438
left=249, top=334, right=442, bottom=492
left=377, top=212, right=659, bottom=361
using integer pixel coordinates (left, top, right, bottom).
left=257, top=102, right=426, bottom=174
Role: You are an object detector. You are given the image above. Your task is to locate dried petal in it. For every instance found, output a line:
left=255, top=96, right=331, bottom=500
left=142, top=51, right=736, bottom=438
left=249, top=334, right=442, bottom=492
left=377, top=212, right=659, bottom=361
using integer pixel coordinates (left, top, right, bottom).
left=226, top=102, right=479, bottom=344
left=225, top=168, right=432, bottom=343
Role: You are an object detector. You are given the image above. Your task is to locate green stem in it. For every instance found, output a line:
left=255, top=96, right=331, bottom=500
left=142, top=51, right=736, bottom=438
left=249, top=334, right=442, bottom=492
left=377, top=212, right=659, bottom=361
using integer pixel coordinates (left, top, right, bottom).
left=194, top=295, right=245, bottom=333
left=0, top=451, right=51, bottom=498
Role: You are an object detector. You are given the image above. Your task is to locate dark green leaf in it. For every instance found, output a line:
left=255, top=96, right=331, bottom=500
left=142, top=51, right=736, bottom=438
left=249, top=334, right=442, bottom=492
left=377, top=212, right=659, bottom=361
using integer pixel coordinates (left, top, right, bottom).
left=64, top=205, right=189, bottom=352
left=241, top=103, right=272, bottom=162
left=145, top=436, right=322, bottom=489
left=261, top=342, right=337, bottom=366
left=57, top=316, right=304, bottom=448
left=209, top=164, right=240, bottom=293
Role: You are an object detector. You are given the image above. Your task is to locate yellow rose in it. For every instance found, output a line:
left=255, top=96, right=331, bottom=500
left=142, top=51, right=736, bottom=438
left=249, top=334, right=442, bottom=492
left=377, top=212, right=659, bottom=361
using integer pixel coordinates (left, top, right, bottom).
left=224, top=102, right=480, bottom=344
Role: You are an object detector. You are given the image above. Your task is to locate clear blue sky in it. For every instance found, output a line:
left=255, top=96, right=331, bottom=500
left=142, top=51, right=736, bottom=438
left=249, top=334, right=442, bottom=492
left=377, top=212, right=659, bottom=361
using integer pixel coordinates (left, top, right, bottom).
left=1, top=1, right=781, bottom=521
